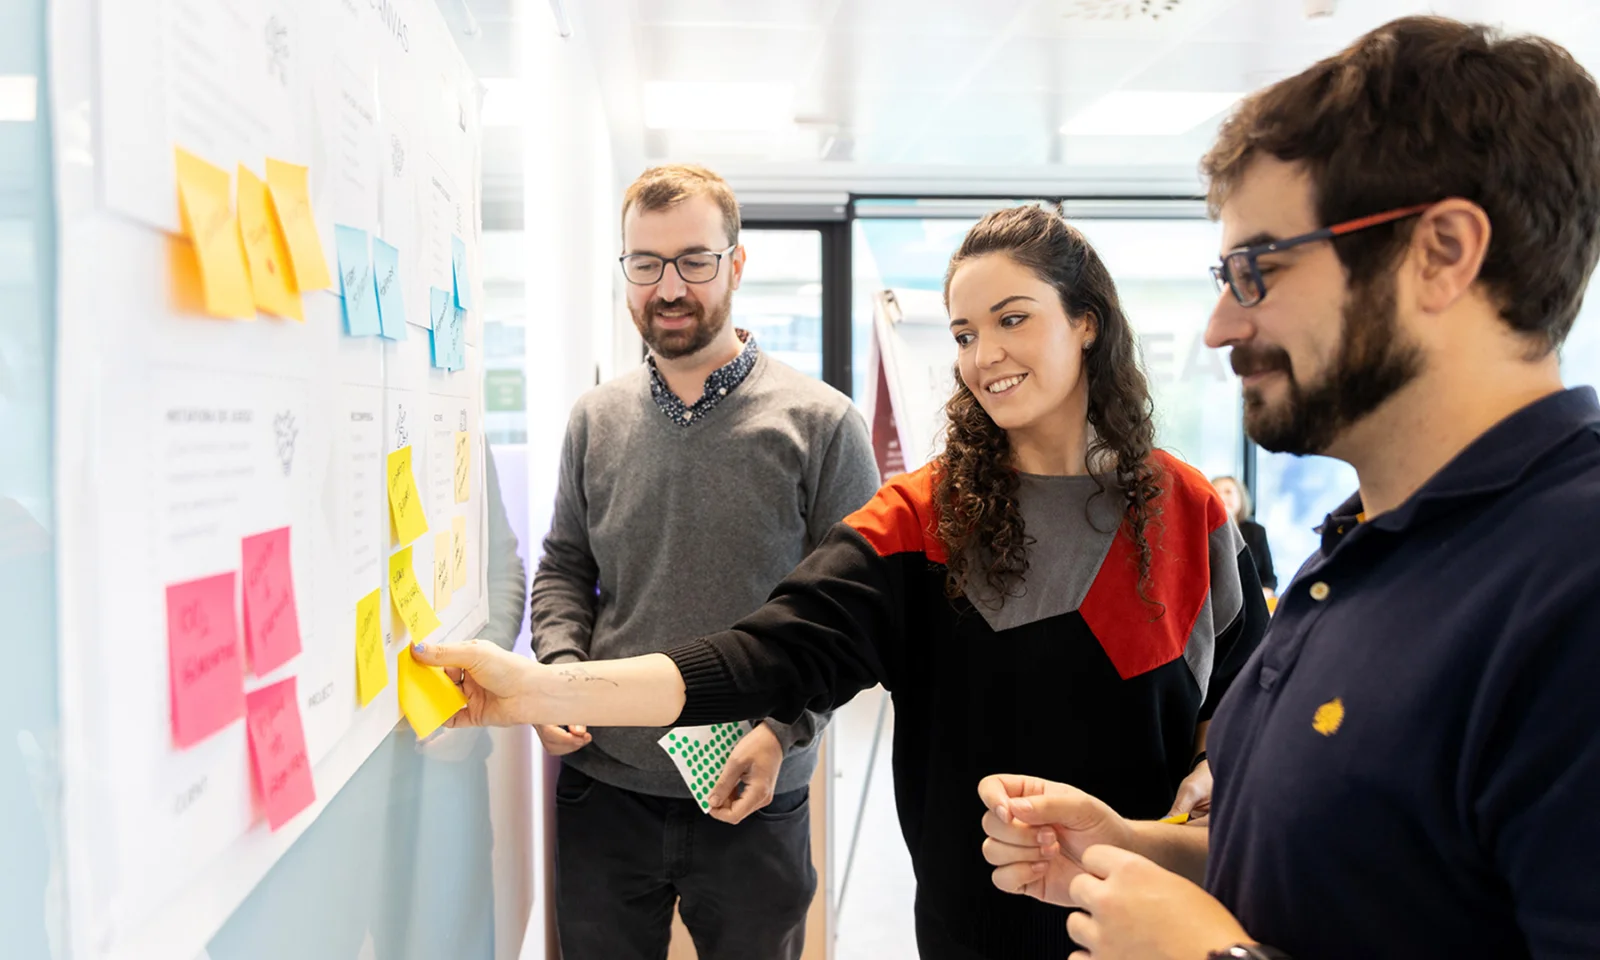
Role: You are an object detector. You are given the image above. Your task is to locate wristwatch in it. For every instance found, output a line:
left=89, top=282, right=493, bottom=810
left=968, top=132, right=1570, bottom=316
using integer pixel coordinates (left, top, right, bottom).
left=1207, top=946, right=1292, bottom=960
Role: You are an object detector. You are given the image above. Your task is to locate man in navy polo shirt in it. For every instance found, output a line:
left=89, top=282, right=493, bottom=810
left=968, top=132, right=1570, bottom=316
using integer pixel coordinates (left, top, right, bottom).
left=978, top=15, right=1600, bottom=960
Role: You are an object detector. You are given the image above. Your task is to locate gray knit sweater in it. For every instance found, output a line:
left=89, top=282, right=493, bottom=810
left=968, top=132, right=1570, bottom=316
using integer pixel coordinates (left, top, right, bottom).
left=530, top=352, right=879, bottom=797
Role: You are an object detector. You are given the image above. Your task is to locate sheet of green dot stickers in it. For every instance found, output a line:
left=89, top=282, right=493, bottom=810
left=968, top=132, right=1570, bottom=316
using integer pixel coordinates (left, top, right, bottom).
left=657, top=721, right=755, bottom=813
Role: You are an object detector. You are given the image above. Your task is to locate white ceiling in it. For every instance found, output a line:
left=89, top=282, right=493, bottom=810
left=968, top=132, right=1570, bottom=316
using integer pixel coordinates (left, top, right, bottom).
left=451, top=0, right=1600, bottom=200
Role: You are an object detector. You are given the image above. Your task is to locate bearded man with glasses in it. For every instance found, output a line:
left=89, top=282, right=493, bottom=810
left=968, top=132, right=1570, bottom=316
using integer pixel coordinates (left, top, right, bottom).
left=528, top=164, right=878, bottom=959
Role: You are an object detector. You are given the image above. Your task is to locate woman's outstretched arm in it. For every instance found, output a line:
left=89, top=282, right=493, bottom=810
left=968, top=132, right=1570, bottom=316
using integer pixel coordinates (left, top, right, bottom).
left=413, top=505, right=914, bottom=730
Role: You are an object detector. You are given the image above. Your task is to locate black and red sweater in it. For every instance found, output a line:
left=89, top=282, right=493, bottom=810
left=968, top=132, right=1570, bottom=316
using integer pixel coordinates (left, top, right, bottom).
left=667, top=450, right=1269, bottom=958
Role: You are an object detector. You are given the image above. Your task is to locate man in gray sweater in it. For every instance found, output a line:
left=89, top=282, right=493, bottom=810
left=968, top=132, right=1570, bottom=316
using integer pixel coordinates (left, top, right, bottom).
left=530, top=164, right=879, bottom=960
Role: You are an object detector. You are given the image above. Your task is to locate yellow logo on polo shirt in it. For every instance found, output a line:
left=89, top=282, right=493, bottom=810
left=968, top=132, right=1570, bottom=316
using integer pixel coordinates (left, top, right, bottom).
left=1313, top=698, right=1345, bottom=736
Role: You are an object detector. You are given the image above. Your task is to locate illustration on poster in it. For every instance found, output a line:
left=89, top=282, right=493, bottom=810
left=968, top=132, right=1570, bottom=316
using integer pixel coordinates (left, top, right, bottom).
left=273, top=411, right=298, bottom=476
left=266, top=16, right=289, bottom=86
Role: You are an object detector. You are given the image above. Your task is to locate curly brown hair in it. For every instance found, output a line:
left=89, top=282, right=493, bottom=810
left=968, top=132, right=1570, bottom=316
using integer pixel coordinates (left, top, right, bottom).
left=935, top=205, right=1162, bottom=607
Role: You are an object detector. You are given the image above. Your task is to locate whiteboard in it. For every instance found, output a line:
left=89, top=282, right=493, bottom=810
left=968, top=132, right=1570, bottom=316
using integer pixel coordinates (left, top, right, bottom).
left=863, top=288, right=958, bottom=472
left=50, top=2, right=490, bottom=957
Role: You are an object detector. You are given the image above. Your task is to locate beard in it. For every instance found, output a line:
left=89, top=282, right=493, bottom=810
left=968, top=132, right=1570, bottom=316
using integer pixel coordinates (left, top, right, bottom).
left=1233, top=271, right=1424, bottom=456
left=630, top=287, right=733, bottom=360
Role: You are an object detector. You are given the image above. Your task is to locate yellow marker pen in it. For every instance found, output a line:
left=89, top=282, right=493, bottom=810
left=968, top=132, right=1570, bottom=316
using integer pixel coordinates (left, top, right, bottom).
left=1158, top=812, right=1190, bottom=824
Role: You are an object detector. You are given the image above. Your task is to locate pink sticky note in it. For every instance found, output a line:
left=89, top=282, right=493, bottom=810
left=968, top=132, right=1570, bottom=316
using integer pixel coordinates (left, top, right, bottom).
left=241, top=526, right=302, bottom=675
left=245, top=676, right=316, bottom=830
left=167, top=572, right=247, bottom=748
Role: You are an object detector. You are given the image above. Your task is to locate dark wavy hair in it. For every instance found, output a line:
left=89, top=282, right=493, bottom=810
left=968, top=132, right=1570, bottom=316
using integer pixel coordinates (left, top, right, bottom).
left=935, top=205, right=1162, bottom=607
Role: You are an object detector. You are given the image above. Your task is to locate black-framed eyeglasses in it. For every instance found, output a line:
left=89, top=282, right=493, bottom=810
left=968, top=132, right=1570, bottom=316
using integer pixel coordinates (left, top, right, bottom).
left=1210, top=203, right=1433, bottom=307
left=618, top=245, right=737, bottom=286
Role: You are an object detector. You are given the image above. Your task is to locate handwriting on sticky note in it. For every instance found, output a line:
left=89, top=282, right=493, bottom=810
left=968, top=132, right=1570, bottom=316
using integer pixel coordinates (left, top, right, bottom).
left=335, top=224, right=381, bottom=337
left=451, top=515, right=467, bottom=591
left=397, top=647, right=466, bottom=739
left=429, top=285, right=449, bottom=331
left=429, top=287, right=451, bottom=369
left=434, top=532, right=453, bottom=610
left=355, top=587, right=387, bottom=707
left=388, top=546, right=441, bottom=642
left=240, top=526, right=302, bottom=676
left=264, top=158, right=333, bottom=291
left=385, top=445, right=428, bottom=546
left=451, top=305, right=467, bottom=371
left=453, top=431, right=470, bottom=503
left=235, top=164, right=303, bottom=321
left=372, top=236, right=407, bottom=340
left=245, top=677, right=316, bottom=830
left=174, top=148, right=255, bottom=319
left=167, top=572, right=247, bottom=748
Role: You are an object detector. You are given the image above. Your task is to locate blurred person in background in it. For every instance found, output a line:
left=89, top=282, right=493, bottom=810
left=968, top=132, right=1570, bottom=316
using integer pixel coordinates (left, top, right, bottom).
left=1211, top=475, right=1276, bottom=601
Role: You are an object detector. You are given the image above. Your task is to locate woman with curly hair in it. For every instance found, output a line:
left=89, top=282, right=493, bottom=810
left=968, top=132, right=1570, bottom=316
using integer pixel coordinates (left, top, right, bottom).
left=415, top=205, right=1270, bottom=959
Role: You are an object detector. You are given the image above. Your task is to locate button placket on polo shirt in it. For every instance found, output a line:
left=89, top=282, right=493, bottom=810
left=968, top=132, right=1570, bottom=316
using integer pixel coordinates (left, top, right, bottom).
left=1258, top=559, right=1341, bottom=691
left=1259, top=514, right=1380, bottom=693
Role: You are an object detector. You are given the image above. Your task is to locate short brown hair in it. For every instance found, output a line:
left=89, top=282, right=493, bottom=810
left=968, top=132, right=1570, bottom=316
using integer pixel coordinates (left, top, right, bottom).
left=1202, top=15, right=1600, bottom=353
left=620, top=164, right=741, bottom=247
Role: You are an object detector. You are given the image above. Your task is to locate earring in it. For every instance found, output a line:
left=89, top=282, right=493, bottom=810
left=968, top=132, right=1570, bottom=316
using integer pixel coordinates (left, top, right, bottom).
left=1083, top=339, right=1094, bottom=351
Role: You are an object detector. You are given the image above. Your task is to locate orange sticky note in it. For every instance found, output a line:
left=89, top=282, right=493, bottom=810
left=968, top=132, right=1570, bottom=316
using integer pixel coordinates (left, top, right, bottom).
left=236, top=165, right=304, bottom=321
left=167, top=232, right=209, bottom=315
left=450, top=515, right=467, bottom=591
left=264, top=158, right=333, bottom=291
left=245, top=676, right=316, bottom=830
left=354, top=587, right=387, bottom=707
left=433, top=531, right=453, bottom=610
left=385, top=445, right=428, bottom=546
left=388, top=545, right=441, bottom=642
left=453, top=430, right=471, bottom=503
left=174, top=148, right=255, bottom=319
left=397, top=647, right=466, bottom=739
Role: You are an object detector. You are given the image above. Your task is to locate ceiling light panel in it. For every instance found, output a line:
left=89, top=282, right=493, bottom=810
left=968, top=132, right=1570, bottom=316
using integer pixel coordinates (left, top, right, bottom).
left=1061, top=90, right=1241, bottom=136
left=643, top=81, right=796, bottom=131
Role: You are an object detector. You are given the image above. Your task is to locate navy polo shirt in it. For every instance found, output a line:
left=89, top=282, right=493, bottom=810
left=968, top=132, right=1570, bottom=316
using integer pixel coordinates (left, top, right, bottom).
left=1205, top=388, right=1600, bottom=960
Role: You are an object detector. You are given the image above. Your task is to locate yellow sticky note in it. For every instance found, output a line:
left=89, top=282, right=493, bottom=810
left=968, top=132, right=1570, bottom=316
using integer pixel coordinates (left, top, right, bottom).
left=174, top=148, right=255, bottom=319
left=433, top=532, right=453, bottom=610
left=453, top=431, right=471, bottom=504
left=451, top=515, right=467, bottom=591
left=397, top=647, right=466, bottom=739
left=236, top=164, right=304, bottom=321
left=354, top=587, right=387, bottom=707
left=388, top=546, right=441, bottom=642
left=264, top=157, right=333, bottom=291
left=386, top=446, right=429, bottom=546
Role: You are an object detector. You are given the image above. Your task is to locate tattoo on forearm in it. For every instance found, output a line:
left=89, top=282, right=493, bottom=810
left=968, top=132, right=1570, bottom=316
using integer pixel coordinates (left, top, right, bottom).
left=557, top=666, right=619, bottom=687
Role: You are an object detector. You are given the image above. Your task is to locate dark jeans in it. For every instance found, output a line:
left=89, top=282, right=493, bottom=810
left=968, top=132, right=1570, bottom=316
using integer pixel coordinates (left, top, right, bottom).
left=555, top=763, right=817, bottom=960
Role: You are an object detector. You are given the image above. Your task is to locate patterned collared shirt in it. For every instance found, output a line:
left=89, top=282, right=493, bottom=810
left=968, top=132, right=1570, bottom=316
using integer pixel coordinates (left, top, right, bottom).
left=647, top=329, right=760, bottom=427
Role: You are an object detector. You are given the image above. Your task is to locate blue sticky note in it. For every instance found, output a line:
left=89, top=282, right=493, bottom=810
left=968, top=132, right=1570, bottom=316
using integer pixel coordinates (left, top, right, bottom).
left=335, top=225, right=380, bottom=337
left=429, top=287, right=452, bottom=369
left=452, top=306, right=467, bottom=370
left=429, top=286, right=450, bottom=333
left=372, top=237, right=407, bottom=341
left=451, top=235, right=471, bottom=310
